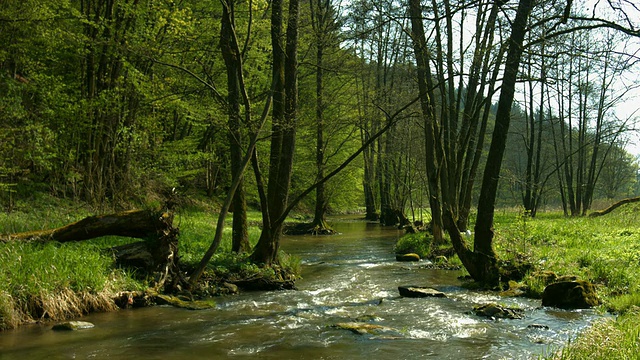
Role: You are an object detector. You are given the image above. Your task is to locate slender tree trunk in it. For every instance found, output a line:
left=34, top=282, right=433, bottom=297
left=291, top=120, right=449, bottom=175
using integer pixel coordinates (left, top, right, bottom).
left=472, top=0, right=535, bottom=284
left=408, top=0, right=445, bottom=243
left=220, top=0, right=250, bottom=253
left=310, top=0, right=332, bottom=231
left=251, top=0, right=299, bottom=265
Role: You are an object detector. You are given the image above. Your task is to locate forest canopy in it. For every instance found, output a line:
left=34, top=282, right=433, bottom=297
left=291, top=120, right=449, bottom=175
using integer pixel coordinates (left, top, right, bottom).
left=1, top=0, right=639, bottom=219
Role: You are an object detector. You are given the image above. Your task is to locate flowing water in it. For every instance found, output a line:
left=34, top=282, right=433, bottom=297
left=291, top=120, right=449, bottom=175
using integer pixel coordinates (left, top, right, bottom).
left=0, top=218, right=602, bottom=359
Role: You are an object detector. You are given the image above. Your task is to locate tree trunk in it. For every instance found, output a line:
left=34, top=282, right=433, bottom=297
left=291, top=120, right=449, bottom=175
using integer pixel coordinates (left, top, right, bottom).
left=310, top=0, right=332, bottom=233
left=408, top=0, right=445, bottom=245
left=473, top=0, right=534, bottom=285
left=250, top=0, right=299, bottom=265
left=589, top=196, right=640, bottom=217
left=220, top=0, right=250, bottom=253
left=1, top=210, right=171, bottom=243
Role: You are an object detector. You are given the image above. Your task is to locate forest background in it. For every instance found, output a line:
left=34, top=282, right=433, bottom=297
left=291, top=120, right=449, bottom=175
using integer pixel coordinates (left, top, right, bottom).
left=1, top=0, right=640, bottom=275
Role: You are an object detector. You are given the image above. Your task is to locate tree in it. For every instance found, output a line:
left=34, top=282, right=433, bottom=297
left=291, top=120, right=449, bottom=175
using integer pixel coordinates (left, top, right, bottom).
left=467, top=0, right=535, bottom=284
left=250, top=0, right=300, bottom=264
left=306, top=0, right=341, bottom=233
left=408, top=0, right=511, bottom=244
left=596, top=144, right=639, bottom=199
left=220, top=0, right=250, bottom=252
left=545, top=26, right=639, bottom=215
left=346, top=0, right=415, bottom=225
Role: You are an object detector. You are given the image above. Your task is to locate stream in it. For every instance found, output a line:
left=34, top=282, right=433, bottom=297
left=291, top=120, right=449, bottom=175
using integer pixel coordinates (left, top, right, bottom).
left=0, top=217, right=601, bottom=359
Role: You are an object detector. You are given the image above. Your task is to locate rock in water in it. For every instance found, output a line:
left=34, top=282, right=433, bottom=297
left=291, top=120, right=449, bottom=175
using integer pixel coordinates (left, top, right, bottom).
left=395, top=253, right=421, bottom=262
left=542, top=280, right=600, bottom=309
left=333, top=322, right=398, bottom=336
left=155, top=294, right=216, bottom=310
left=52, top=321, right=95, bottom=331
left=473, top=303, right=524, bottom=319
left=398, top=286, right=446, bottom=298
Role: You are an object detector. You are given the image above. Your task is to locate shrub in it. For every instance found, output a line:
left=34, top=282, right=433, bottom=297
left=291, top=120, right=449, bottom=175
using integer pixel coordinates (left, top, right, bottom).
left=394, top=233, right=431, bottom=258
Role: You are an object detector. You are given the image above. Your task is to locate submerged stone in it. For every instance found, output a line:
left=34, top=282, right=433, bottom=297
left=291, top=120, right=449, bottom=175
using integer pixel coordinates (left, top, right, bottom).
left=499, top=281, right=526, bottom=297
left=527, top=324, right=550, bottom=330
left=221, top=282, right=239, bottom=294
left=473, top=303, right=524, bottom=319
left=395, top=253, right=421, bottom=262
left=333, top=322, right=398, bottom=336
left=541, top=280, right=600, bottom=309
left=398, top=286, right=446, bottom=298
left=155, top=294, right=216, bottom=310
left=52, top=321, right=95, bottom=331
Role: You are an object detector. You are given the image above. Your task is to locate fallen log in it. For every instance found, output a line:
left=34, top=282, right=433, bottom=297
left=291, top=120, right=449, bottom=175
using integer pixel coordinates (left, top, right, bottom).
left=0, top=210, right=173, bottom=243
left=589, top=196, right=640, bottom=217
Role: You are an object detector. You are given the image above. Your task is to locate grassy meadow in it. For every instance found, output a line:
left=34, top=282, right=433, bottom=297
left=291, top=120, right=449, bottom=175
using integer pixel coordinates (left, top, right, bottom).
left=491, top=204, right=640, bottom=312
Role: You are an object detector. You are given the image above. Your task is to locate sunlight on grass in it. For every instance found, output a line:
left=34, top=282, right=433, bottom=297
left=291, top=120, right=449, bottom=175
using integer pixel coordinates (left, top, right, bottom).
left=547, top=311, right=640, bottom=359
left=493, top=204, right=640, bottom=311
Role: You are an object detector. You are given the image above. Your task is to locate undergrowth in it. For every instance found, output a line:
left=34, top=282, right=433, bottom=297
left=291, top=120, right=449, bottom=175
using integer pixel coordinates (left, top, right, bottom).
left=493, top=203, right=640, bottom=312
left=394, top=233, right=432, bottom=258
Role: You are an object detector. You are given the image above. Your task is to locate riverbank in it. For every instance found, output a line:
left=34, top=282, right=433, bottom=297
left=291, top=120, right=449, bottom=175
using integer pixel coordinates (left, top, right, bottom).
left=396, top=203, right=640, bottom=358
left=0, top=195, right=299, bottom=330
left=489, top=204, right=640, bottom=358
left=0, top=219, right=600, bottom=359
left=2, top=197, right=640, bottom=358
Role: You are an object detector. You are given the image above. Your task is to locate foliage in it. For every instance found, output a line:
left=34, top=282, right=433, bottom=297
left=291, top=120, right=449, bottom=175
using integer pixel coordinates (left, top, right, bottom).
left=394, top=233, right=431, bottom=258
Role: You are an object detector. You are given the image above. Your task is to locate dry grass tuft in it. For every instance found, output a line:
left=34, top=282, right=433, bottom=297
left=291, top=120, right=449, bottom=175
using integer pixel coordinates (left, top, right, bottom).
left=1, top=289, right=118, bottom=330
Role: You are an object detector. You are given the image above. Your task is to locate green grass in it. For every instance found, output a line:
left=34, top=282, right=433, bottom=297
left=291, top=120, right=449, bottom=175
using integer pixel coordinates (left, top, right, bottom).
left=175, top=209, right=263, bottom=265
left=492, top=204, right=640, bottom=311
left=546, top=310, right=640, bottom=359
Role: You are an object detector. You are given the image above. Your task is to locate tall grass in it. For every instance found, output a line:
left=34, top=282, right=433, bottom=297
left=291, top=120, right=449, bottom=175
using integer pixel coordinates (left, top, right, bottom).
left=0, top=197, right=150, bottom=329
left=175, top=209, right=263, bottom=266
left=547, top=311, right=640, bottom=359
